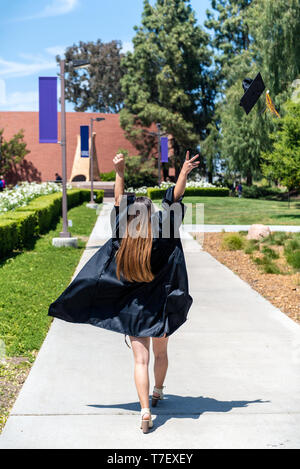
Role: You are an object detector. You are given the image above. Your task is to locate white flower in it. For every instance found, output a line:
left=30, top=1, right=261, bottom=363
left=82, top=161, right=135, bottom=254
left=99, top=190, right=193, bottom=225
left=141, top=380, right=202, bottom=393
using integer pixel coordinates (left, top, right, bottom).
left=125, top=178, right=218, bottom=195
left=0, top=181, right=64, bottom=214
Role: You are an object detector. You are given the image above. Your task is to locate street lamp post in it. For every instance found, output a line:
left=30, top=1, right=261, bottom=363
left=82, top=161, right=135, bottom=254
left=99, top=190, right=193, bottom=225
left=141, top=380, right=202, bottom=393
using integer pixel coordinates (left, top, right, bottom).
left=89, top=117, right=105, bottom=206
left=65, top=59, right=104, bottom=209
left=53, top=58, right=90, bottom=246
left=59, top=59, right=70, bottom=238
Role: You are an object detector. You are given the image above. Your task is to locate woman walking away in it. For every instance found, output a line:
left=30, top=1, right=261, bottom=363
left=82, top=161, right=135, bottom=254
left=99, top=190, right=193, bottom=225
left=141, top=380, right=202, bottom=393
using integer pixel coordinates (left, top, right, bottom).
left=48, top=150, right=199, bottom=433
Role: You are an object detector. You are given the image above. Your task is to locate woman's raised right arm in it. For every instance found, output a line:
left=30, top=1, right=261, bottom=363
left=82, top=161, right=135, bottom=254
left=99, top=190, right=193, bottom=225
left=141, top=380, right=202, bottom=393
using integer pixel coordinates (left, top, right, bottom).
left=113, top=153, right=125, bottom=206
left=173, top=151, right=200, bottom=202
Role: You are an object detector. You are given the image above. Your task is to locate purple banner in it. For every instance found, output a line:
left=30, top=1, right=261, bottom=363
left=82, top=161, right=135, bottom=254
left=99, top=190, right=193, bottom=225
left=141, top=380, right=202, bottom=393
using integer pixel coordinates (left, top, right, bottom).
left=39, top=77, right=58, bottom=143
left=80, top=126, right=89, bottom=157
left=161, top=137, right=168, bottom=162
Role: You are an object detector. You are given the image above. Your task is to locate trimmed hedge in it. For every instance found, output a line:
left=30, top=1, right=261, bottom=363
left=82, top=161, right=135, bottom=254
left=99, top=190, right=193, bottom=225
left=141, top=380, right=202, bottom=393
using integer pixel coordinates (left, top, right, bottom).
left=147, top=186, right=230, bottom=199
left=0, top=216, right=27, bottom=258
left=79, top=189, right=104, bottom=204
left=242, top=185, right=286, bottom=200
left=0, top=189, right=104, bottom=259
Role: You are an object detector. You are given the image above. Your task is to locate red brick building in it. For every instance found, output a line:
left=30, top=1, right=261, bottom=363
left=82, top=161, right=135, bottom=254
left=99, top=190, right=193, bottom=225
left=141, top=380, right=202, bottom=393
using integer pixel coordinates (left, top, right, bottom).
left=0, top=112, right=173, bottom=184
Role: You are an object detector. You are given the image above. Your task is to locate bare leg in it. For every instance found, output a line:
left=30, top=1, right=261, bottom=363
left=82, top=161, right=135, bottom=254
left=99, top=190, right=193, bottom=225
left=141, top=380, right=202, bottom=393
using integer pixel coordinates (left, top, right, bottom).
left=129, top=336, right=150, bottom=418
left=152, top=336, right=169, bottom=396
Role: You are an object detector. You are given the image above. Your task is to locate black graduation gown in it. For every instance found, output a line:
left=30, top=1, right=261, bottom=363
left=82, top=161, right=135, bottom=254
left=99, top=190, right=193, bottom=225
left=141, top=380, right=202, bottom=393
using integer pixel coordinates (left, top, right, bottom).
left=48, top=186, right=193, bottom=338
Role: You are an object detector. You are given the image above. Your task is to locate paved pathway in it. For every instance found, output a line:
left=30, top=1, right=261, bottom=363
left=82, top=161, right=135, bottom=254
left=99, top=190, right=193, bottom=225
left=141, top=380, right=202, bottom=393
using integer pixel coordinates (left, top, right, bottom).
left=182, top=224, right=300, bottom=233
left=0, top=202, right=300, bottom=449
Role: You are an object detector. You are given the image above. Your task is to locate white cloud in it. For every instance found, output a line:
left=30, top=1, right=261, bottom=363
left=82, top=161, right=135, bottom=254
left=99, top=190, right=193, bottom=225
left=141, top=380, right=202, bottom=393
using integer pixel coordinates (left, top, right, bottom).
left=0, top=56, right=56, bottom=79
left=122, top=41, right=134, bottom=54
left=45, top=45, right=66, bottom=57
left=13, top=0, right=79, bottom=21
left=0, top=79, right=6, bottom=105
left=0, top=83, right=39, bottom=111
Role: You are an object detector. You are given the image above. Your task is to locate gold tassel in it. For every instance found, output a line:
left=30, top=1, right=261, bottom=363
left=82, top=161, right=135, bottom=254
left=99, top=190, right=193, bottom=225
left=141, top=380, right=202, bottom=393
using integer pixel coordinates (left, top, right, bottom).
left=265, top=90, right=280, bottom=118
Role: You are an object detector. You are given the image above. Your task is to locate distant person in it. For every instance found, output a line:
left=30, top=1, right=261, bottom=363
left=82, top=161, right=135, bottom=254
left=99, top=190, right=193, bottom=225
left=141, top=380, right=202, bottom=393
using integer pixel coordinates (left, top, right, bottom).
left=0, top=175, right=5, bottom=192
left=55, top=173, right=62, bottom=181
left=237, top=183, right=243, bottom=198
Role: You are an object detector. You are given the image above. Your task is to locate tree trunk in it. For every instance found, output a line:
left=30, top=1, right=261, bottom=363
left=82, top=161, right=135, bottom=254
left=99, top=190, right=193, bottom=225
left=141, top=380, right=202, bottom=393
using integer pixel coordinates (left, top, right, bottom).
left=162, top=163, right=169, bottom=181
left=172, top=139, right=182, bottom=181
left=246, top=171, right=252, bottom=186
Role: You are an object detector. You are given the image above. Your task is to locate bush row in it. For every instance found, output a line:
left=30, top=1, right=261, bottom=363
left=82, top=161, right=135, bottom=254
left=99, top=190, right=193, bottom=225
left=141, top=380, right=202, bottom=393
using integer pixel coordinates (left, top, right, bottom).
left=241, top=185, right=286, bottom=200
left=147, top=186, right=230, bottom=199
left=0, top=189, right=104, bottom=259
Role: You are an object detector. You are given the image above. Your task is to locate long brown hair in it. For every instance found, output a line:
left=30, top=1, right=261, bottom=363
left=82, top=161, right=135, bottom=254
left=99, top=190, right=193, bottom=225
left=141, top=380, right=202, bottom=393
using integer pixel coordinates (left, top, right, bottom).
left=115, top=196, right=155, bottom=283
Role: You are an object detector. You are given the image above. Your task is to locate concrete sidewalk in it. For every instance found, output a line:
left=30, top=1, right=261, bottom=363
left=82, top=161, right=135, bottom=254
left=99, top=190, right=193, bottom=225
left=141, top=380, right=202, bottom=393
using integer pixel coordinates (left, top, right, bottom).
left=182, top=224, right=300, bottom=233
left=1, top=202, right=300, bottom=449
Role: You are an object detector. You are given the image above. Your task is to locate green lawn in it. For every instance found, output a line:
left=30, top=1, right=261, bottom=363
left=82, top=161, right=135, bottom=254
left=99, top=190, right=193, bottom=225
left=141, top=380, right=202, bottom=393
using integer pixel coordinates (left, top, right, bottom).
left=155, top=196, right=300, bottom=225
left=0, top=202, right=99, bottom=358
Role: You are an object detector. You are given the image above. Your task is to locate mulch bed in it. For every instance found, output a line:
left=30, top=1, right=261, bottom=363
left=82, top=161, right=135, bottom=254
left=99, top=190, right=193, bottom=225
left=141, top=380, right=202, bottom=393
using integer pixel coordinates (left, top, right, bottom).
left=195, top=232, right=300, bottom=325
left=0, top=357, right=32, bottom=433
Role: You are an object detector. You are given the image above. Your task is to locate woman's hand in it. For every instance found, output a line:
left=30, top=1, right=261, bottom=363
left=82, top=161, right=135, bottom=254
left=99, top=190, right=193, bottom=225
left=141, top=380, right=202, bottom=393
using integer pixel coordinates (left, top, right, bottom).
left=180, top=151, right=200, bottom=176
left=173, top=151, right=200, bottom=201
left=113, top=153, right=125, bottom=176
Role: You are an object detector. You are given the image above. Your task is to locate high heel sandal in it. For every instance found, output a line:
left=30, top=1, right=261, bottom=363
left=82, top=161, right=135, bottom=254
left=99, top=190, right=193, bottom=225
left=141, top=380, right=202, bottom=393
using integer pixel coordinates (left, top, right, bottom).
left=140, top=408, right=153, bottom=434
left=151, top=386, right=165, bottom=407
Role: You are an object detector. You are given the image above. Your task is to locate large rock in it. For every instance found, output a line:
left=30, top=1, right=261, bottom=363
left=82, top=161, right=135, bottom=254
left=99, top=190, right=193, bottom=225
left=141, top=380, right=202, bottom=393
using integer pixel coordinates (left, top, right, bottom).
left=247, top=224, right=271, bottom=240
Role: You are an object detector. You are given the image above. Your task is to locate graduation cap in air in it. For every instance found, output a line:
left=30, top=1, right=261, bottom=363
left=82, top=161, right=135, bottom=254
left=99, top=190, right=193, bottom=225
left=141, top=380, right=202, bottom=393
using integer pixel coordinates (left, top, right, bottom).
left=240, top=72, right=266, bottom=114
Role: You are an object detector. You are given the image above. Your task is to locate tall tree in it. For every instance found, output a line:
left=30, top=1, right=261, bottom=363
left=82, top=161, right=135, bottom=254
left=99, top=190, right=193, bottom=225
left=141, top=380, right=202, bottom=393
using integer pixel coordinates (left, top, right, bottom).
left=205, top=0, right=300, bottom=185
left=202, top=0, right=253, bottom=181
left=261, top=100, right=300, bottom=191
left=120, top=0, right=216, bottom=178
left=205, top=0, right=253, bottom=89
left=249, top=0, right=300, bottom=103
left=56, top=40, right=125, bottom=113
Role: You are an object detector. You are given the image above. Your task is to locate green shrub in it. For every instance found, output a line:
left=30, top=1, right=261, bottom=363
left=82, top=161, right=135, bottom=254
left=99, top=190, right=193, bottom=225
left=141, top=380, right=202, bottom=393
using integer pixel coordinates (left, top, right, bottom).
left=244, top=239, right=259, bottom=254
left=261, top=232, right=292, bottom=246
left=14, top=190, right=84, bottom=234
left=284, top=238, right=300, bottom=254
left=261, top=246, right=280, bottom=259
left=253, top=257, right=264, bottom=265
left=285, top=250, right=300, bottom=270
left=100, top=171, right=116, bottom=181
left=0, top=189, right=103, bottom=259
left=221, top=233, right=245, bottom=251
left=79, top=189, right=104, bottom=204
left=270, top=232, right=292, bottom=246
left=0, top=219, right=19, bottom=258
left=3, top=211, right=39, bottom=250
left=253, top=255, right=282, bottom=274
left=148, top=186, right=230, bottom=199
left=242, top=185, right=285, bottom=200
left=15, top=193, right=62, bottom=233
left=262, top=262, right=282, bottom=274
left=284, top=239, right=300, bottom=269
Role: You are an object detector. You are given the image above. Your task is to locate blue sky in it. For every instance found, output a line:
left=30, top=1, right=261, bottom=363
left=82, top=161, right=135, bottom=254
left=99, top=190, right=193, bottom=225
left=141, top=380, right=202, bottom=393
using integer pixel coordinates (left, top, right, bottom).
left=0, top=0, right=212, bottom=112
